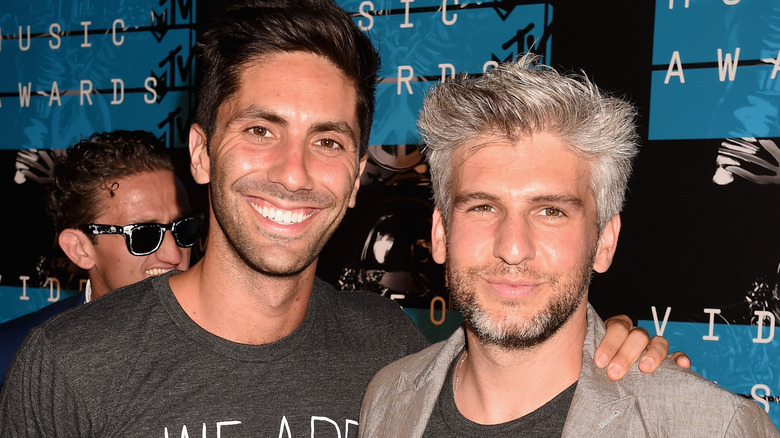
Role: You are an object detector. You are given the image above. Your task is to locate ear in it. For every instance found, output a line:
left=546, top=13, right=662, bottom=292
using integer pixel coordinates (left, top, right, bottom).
left=431, top=207, right=447, bottom=265
left=348, top=156, right=368, bottom=208
left=58, top=229, right=97, bottom=271
left=593, top=214, right=621, bottom=273
left=189, top=124, right=211, bottom=184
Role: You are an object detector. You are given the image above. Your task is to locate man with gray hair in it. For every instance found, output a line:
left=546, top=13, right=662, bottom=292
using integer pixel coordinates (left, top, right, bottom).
left=359, top=54, right=779, bottom=437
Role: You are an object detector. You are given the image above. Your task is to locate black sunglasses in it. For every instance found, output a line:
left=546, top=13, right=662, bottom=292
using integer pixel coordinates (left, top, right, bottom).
left=79, top=213, right=204, bottom=256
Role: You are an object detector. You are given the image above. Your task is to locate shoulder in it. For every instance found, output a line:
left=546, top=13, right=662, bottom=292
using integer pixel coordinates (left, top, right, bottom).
left=368, top=328, right=462, bottom=392
left=0, top=293, right=83, bottom=354
left=313, top=277, right=421, bottom=331
left=374, top=337, right=450, bottom=378
left=0, top=293, right=82, bottom=335
left=4, top=274, right=178, bottom=397
left=360, top=330, right=463, bottom=437
left=578, top=306, right=778, bottom=435
left=27, top=275, right=165, bottom=350
left=581, top=361, right=777, bottom=434
left=619, top=359, right=748, bottom=404
left=314, top=277, right=403, bottom=313
left=310, top=277, right=430, bottom=356
left=616, top=360, right=734, bottom=397
left=0, top=294, right=84, bottom=384
left=636, top=364, right=777, bottom=433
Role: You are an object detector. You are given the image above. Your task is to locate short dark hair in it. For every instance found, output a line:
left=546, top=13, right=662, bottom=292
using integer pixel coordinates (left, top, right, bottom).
left=46, top=130, right=176, bottom=233
left=194, top=0, right=379, bottom=156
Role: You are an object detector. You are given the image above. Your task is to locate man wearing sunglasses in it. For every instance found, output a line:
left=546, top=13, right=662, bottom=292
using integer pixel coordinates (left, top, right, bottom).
left=0, top=129, right=200, bottom=387
left=0, top=2, right=687, bottom=436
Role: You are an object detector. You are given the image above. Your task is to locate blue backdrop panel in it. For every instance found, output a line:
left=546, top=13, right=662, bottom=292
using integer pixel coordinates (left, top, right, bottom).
left=0, top=285, right=79, bottom=323
left=649, top=0, right=780, bottom=140
left=0, top=0, right=196, bottom=323
left=0, top=0, right=196, bottom=150
left=340, top=1, right=552, bottom=146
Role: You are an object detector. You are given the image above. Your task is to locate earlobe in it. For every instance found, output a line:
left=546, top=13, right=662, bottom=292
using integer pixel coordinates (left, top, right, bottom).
left=189, top=124, right=211, bottom=184
left=431, top=208, right=447, bottom=265
left=348, top=157, right=368, bottom=208
left=58, top=229, right=96, bottom=271
left=593, top=215, right=621, bottom=273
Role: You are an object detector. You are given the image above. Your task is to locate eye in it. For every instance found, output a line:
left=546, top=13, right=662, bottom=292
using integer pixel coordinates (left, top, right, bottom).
left=471, top=205, right=495, bottom=213
left=247, top=126, right=271, bottom=138
left=540, top=207, right=564, bottom=217
left=316, top=137, right=343, bottom=150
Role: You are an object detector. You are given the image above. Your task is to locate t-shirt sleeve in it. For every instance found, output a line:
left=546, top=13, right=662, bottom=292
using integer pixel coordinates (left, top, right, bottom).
left=0, top=328, right=92, bottom=437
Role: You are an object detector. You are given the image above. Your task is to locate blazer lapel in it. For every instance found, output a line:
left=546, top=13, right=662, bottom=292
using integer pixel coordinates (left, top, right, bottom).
left=562, top=305, right=642, bottom=437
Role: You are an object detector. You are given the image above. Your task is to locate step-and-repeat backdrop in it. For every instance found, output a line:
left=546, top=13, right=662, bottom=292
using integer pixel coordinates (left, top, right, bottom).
left=637, top=0, right=780, bottom=422
left=0, top=0, right=197, bottom=318
left=1, top=0, right=778, bottom=427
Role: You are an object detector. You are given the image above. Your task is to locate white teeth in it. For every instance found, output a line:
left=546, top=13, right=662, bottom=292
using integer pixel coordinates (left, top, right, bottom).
left=251, top=203, right=313, bottom=225
left=146, top=268, right=172, bottom=276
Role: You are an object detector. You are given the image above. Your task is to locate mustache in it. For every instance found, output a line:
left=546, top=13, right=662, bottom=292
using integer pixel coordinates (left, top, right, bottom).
left=463, top=262, right=559, bottom=285
left=233, top=178, right=335, bottom=208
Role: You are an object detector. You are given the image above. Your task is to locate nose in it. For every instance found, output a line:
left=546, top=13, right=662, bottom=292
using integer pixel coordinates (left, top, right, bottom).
left=266, top=140, right=313, bottom=191
left=493, top=214, right=535, bottom=266
left=154, top=230, right=186, bottom=267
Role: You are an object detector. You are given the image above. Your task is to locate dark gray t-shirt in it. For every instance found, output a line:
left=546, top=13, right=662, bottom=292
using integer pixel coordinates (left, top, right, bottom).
left=0, top=272, right=428, bottom=437
left=423, top=348, right=576, bottom=438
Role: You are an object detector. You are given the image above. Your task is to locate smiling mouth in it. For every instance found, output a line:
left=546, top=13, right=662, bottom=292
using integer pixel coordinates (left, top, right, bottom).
left=146, top=268, right=173, bottom=276
left=250, top=202, right=315, bottom=225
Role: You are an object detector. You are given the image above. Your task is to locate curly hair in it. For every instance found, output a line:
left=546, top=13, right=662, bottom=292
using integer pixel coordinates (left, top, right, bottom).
left=419, top=53, right=639, bottom=230
left=46, top=130, right=175, bottom=234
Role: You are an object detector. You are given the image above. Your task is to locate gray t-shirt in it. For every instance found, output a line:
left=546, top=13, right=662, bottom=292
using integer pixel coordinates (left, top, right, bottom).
left=0, top=272, right=428, bottom=437
left=423, top=348, right=576, bottom=437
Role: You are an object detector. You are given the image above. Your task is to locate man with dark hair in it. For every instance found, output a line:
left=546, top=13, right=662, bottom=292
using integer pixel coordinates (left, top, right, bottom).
left=0, top=129, right=199, bottom=386
left=1, top=3, right=682, bottom=436
left=359, top=55, right=779, bottom=437
left=46, top=130, right=198, bottom=299
left=0, top=4, right=425, bottom=435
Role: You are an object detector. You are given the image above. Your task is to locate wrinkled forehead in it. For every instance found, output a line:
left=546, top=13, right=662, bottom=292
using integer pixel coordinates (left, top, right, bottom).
left=451, top=132, right=596, bottom=201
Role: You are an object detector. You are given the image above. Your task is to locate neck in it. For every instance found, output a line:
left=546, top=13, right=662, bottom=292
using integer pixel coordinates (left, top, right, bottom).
left=454, top=302, right=588, bottom=425
left=169, top=244, right=317, bottom=346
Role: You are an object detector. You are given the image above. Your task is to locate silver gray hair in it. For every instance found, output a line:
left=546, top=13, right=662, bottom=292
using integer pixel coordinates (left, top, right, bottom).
left=419, top=53, right=639, bottom=230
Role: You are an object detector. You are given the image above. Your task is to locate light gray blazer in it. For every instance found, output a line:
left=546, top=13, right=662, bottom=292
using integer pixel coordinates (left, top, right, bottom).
left=359, top=304, right=780, bottom=437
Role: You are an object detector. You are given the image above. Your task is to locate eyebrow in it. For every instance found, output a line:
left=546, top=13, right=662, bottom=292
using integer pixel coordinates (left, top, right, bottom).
left=228, top=105, right=286, bottom=127
left=227, top=105, right=359, bottom=148
left=452, top=191, right=499, bottom=209
left=527, top=194, right=585, bottom=210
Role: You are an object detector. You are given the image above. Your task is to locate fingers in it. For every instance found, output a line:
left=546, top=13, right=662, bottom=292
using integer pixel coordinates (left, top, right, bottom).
left=759, top=139, right=780, bottom=161
left=594, top=315, right=633, bottom=369
left=668, top=351, right=692, bottom=369
left=607, top=327, right=652, bottom=381
left=595, top=315, right=690, bottom=381
left=636, top=335, right=669, bottom=374
left=595, top=315, right=653, bottom=381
